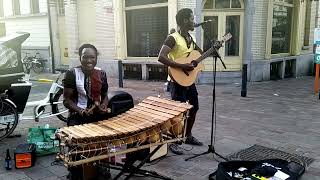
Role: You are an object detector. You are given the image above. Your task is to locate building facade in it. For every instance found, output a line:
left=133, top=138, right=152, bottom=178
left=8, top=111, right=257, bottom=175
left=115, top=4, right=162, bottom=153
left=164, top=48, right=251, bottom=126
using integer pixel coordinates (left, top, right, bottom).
left=0, top=0, right=68, bottom=72
left=62, top=0, right=320, bottom=82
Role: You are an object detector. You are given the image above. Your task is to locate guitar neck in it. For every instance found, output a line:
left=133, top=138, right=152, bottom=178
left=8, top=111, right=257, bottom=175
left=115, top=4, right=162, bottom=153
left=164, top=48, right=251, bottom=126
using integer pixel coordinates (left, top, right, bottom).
left=196, top=40, right=225, bottom=63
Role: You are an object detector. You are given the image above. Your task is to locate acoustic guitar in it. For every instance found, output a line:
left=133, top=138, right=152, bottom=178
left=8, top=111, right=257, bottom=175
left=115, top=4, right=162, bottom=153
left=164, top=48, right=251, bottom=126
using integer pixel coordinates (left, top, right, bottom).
left=168, top=33, right=232, bottom=87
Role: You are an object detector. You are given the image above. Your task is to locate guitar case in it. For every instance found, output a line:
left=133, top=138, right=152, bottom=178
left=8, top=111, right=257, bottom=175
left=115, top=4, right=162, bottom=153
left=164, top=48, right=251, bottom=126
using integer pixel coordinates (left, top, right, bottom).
left=209, top=159, right=305, bottom=180
left=107, top=90, right=134, bottom=117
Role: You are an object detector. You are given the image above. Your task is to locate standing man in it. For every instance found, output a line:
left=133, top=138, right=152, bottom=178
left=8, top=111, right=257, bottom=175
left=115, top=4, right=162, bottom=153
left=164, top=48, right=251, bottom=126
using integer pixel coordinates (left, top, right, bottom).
left=158, top=8, right=203, bottom=155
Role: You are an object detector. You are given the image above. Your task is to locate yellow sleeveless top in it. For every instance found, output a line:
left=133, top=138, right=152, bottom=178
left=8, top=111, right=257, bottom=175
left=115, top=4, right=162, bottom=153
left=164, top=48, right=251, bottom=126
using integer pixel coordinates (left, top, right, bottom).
left=168, top=32, right=195, bottom=61
left=167, top=32, right=195, bottom=81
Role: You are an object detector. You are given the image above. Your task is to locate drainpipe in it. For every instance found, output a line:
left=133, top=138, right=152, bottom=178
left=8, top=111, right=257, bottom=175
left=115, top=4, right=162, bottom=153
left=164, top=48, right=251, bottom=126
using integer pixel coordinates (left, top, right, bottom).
left=47, top=0, right=55, bottom=73
left=241, top=0, right=254, bottom=96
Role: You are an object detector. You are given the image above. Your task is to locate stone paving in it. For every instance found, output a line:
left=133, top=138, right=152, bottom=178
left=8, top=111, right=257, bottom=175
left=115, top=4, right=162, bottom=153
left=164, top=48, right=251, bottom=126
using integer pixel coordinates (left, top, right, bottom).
left=0, top=73, right=319, bottom=180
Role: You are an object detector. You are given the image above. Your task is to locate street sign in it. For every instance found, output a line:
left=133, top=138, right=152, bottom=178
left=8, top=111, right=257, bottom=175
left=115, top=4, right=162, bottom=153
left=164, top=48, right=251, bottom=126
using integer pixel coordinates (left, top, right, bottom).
left=316, top=45, right=320, bottom=64
left=315, top=28, right=320, bottom=45
left=315, top=54, right=320, bottom=64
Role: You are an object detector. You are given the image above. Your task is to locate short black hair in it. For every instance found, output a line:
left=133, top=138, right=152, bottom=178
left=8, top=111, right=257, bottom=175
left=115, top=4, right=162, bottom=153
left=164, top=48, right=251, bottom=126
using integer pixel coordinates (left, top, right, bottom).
left=176, top=8, right=193, bottom=27
left=78, top=43, right=98, bottom=57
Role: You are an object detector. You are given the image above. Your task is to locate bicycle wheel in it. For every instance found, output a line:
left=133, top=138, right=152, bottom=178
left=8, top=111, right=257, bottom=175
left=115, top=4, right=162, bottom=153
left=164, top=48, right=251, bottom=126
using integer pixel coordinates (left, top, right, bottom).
left=22, top=59, right=32, bottom=74
left=32, top=61, right=44, bottom=74
left=0, top=100, right=19, bottom=141
left=52, top=89, right=68, bottom=122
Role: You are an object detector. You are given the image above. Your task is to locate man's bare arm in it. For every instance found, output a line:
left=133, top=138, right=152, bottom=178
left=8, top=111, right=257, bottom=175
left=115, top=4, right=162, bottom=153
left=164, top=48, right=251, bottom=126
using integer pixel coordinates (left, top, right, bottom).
left=158, top=45, right=194, bottom=71
left=63, top=88, right=83, bottom=114
left=158, top=45, right=181, bottom=68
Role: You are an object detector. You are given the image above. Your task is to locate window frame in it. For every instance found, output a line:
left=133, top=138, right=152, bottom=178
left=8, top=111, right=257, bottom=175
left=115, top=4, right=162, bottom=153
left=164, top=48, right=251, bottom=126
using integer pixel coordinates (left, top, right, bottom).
left=266, top=0, right=300, bottom=58
left=13, top=0, right=21, bottom=16
left=0, top=0, right=4, bottom=17
left=203, top=0, right=244, bottom=10
left=57, top=0, right=65, bottom=16
left=124, top=1, right=169, bottom=58
left=201, top=1, right=244, bottom=72
left=30, top=0, right=39, bottom=14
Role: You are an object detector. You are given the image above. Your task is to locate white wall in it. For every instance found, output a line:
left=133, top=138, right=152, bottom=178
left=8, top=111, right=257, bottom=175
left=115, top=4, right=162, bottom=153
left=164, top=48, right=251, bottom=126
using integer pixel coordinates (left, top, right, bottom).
left=95, top=0, right=114, bottom=60
left=20, top=0, right=31, bottom=15
left=39, top=0, right=47, bottom=13
left=5, top=16, right=50, bottom=47
left=77, top=0, right=96, bottom=44
left=3, top=0, right=13, bottom=17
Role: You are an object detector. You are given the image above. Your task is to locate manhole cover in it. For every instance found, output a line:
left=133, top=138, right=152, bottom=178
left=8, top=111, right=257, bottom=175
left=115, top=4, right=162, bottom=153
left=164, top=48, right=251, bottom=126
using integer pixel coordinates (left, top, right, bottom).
left=227, top=144, right=314, bottom=167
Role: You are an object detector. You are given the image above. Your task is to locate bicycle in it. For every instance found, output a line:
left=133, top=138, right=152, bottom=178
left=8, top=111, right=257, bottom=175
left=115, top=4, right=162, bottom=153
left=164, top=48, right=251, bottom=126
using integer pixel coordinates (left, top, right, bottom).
left=0, top=93, right=19, bottom=141
left=24, top=68, right=68, bottom=122
left=0, top=68, right=68, bottom=141
left=22, top=52, right=47, bottom=74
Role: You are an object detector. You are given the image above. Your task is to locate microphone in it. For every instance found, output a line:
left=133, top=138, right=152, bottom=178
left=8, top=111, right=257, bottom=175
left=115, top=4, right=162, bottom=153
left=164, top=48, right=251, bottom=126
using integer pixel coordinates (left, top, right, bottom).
left=194, top=19, right=212, bottom=27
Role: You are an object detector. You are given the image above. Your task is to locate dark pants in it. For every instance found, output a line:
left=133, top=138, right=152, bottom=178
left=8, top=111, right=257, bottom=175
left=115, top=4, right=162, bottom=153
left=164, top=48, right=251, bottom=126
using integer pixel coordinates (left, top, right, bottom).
left=67, top=112, right=108, bottom=126
left=170, top=82, right=199, bottom=136
left=67, top=112, right=109, bottom=180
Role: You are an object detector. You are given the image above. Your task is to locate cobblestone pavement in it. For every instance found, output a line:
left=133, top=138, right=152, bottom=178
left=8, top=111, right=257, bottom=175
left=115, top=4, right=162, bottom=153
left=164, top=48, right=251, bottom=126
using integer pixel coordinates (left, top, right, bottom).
left=0, top=74, right=319, bottom=180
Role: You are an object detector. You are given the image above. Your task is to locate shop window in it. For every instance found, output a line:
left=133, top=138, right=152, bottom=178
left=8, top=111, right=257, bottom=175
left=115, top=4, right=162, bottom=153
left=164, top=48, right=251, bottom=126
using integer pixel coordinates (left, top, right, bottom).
left=13, top=0, right=20, bottom=16
left=31, top=0, right=39, bottom=14
left=204, top=0, right=242, bottom=9
left=303, top=0, right=311, bottom=47
left=0, top=0, right=3, bottom=17
left=56, top=0, right=65, bottom=16
left=271, top=2, right=293, bottom=54
left=125, top=0, right=166, bottom=7
left=202, top=16, right=218, bottom=52
left=225, top=15, right=240, bottom=56
left=125, top=1, right=168, bottom=57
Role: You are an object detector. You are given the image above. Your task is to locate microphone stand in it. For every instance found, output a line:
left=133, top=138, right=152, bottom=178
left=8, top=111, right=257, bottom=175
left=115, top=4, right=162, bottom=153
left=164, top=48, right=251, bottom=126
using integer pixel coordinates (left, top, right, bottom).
left=185, top=29, right=228, bottom=163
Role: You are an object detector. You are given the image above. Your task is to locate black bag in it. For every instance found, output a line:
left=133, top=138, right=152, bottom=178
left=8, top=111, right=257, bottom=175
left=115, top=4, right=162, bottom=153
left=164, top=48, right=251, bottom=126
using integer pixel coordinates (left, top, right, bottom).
left=209, top=159, right=305, bottom=180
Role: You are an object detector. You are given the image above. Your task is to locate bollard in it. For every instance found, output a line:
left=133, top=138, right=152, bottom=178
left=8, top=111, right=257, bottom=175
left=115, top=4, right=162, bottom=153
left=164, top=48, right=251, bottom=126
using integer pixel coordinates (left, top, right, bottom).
left=241, top=64, right=247, bottom=97
left=118, top=60, right=123, bottom=88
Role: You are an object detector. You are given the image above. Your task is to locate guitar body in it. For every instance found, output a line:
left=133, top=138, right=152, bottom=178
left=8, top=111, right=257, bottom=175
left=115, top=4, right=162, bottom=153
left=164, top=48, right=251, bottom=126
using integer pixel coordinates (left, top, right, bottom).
left=168, top=50, right=205, bottom=87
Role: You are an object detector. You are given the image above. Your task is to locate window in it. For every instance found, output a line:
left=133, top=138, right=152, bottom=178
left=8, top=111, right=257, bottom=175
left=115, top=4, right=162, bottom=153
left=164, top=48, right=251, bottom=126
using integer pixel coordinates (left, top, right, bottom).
left=57, top=0, right=65, bottom=16
left=204, top=0, right=242, bottom=9
left=303, top=0, right=311, bottom=47
left=225, top=15, right=240, bottom=56
left=13, top=0, right=20, bottom=16
left=271, top=0, right=293, bottom=54
left=202, top=16, right=218, bottom=52
left=31, top=0, right=39, bottom=14
left=0, top=0, right=4, bottom=17
left=125, top=0, right=167, bottom=7
left=125, top=0, right=168, bottom=57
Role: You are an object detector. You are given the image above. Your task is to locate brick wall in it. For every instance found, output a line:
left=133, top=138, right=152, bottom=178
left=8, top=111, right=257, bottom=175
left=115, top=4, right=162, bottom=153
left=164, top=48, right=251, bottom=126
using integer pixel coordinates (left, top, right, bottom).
left=94, top=0, right=115, bottom=60
left=65, top=0, right=79, bottom=63
left=251, top=0, right=269, bottom=60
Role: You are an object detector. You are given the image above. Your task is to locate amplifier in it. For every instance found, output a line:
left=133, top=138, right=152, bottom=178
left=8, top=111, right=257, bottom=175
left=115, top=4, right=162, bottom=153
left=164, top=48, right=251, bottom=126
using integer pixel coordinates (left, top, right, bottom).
left=126, top=143, right=168, bottom=163
left=14, top=143, right=36, bottom=169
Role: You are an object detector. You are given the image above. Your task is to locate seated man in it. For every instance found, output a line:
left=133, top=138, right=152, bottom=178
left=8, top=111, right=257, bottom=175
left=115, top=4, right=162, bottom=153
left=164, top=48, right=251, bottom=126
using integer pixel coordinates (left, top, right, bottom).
left=63, top=43, right=109, bottom=180
left=63, top=43, right=109, bottom=126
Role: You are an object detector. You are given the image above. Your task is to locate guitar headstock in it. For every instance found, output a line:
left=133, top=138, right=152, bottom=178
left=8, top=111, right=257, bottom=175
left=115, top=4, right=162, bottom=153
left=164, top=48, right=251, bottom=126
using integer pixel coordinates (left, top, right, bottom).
left=213, top=33, right=232, bottom=48
left=222, top=33, right=232, bottom=42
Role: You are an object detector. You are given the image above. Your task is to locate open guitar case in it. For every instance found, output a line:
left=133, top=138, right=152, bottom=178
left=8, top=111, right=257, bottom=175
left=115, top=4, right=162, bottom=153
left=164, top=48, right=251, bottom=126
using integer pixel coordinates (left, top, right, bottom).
left=209, top=159, right=305, bottom=180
